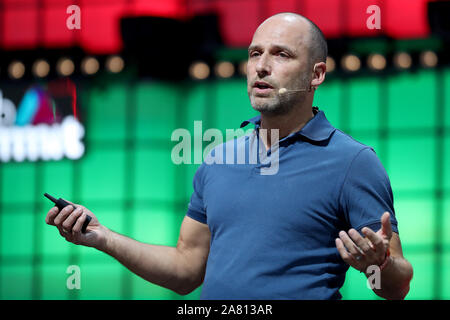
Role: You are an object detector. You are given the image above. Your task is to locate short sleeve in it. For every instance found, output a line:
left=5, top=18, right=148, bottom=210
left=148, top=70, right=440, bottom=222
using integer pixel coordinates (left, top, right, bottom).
left=186, top=163, right=208, bottom=224
left=339, top=147, right=399, bottom=234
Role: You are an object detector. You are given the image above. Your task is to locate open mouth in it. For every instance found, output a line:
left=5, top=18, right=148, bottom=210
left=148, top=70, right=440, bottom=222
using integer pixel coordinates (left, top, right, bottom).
left=253, top=81, right=274, bottom=95
left=253, top=81, right=273, bottom=89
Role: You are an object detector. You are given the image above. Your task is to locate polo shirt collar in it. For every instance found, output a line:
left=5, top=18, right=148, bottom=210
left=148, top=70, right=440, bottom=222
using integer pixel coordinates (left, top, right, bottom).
left=240, top=107, right=336, bottom=142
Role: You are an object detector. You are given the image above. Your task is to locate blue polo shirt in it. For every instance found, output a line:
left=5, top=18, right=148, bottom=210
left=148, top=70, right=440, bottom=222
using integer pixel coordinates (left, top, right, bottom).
left=186, top=107, right=399, bottom=300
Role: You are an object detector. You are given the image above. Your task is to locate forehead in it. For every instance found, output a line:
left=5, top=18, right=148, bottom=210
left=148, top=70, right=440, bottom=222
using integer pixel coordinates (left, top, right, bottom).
left=250, top=16, right=310, bottom=51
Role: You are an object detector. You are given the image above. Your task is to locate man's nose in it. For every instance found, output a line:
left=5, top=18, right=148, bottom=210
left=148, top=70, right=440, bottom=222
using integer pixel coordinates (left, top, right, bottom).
left=255, top=53, right=271, bottom=77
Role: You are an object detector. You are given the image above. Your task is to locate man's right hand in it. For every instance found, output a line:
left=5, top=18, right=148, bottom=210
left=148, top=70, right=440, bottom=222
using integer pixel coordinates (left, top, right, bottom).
left=46, top=203, right=210, bottom=295
left=45, top=201, right=107, bottom=249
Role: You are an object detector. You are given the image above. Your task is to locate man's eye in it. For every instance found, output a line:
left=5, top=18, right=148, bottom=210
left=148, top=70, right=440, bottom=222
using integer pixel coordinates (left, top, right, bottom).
left=250, top=51, right=260, bottom=58
left=278, top=52, right=289, bottom=58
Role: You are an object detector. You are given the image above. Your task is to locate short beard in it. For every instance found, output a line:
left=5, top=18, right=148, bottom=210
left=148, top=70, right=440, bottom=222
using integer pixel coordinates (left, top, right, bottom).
left=251, top=95, right=297, bottom=116
left=249, top=75, right=310, bottom=116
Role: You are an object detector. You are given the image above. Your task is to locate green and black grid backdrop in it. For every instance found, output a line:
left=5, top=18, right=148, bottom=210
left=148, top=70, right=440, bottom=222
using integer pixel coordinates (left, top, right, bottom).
left=1, top=64, right=450, bottom=300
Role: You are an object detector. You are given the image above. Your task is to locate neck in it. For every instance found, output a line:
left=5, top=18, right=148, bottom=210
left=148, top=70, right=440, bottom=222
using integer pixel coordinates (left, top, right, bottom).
left=259, top=102, right=315, bottom=150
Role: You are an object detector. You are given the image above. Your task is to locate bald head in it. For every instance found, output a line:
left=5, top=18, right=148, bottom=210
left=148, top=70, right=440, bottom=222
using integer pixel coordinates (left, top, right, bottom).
left=256, top=13, right=328, bottom=66
left=247, top=13, right=328, bottom=115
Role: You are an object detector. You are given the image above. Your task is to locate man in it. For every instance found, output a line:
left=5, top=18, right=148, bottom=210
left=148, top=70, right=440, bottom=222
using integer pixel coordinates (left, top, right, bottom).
left=45, top=13, right=413, bottom=299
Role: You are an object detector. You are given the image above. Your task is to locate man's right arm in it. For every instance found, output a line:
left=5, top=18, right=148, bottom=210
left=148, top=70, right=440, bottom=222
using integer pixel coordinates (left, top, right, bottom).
left=45, top=204, right=211, bottom=296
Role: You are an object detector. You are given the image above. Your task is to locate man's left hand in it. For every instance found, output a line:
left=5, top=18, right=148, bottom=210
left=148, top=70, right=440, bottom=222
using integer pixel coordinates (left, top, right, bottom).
left=335, top=211, right=392, bottom=273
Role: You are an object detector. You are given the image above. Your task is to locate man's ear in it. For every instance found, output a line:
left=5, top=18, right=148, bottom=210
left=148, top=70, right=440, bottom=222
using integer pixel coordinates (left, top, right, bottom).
left=311, top=62, right=326, bottom=89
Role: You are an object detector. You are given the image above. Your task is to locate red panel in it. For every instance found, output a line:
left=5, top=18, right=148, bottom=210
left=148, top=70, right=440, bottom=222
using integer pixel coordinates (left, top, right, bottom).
left=3, top=0, right=37, bottom=5
left=43, top=0, right=78, bottom=6
left=3, top=8, right=39, bottom=49
left=216, top=0, right=260, bottom=47
left=43, top=0, right=78, bottom=4
left=0, top=0, right=434, bottom=52
left=126, top=0, right=187, bottom=19
left=265, top=0, right=298, bottom=16
left=79, top=3, right=125, bottom=54
left=78, top=0, right=125, bottom=4
left=346, top=0, right=383, bottom=37
left=186, top=0, right=216, bottom=17
left=384, top=0, right=429, bottom=38
left=0, top=10, right=3, bottom=49
left=303, top=0, right=342, bottom=38
left=43, top=6, right=77, bottom=48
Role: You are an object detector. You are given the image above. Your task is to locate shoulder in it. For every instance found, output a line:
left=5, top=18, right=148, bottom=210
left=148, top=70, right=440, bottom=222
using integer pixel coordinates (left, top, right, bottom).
left=330, top=129, right=387, bottom=177
left=332, top=129, right=374, bottom=154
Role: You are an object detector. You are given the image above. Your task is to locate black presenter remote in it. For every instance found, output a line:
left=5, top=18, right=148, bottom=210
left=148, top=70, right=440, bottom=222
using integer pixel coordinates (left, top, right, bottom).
left=44, top=193, right=92, bottom=233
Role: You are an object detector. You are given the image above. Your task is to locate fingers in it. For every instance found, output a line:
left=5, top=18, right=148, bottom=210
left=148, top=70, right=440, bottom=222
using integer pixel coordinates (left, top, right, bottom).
left=72, top=212, right=88, bottom=234
left=348, top=229, right=376, bottom=260
left=53, top=205, right=86, bottom=235
left=362, top=227, right=385, bottom=253
left=338, top=230, right=364, bottom=258
left=45, top=206, right=60, bottom=226
left=337, top=224, right=391, bottom=273
left=54, top=206, right=85, bottom=241
left=381, top=211, right=393, bottom=239
left=53, top=205, right=75, bottom=226
left=61, top=207, right=84, bottom=233
left=335, top=238, right=358, bottom=266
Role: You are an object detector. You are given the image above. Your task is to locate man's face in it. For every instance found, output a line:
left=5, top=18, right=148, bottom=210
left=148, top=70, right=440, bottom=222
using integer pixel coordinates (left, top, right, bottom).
left=247, top=16, right=312, bottom=114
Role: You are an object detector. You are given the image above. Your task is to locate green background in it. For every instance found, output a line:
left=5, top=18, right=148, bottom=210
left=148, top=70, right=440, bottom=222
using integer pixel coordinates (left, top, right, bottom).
left=1, top=67, right=449, bottom=300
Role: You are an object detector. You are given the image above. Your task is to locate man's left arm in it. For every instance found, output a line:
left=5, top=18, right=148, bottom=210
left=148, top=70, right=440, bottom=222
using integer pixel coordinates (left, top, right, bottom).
left=336, top=211, right=413, bottom=300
